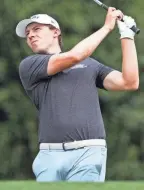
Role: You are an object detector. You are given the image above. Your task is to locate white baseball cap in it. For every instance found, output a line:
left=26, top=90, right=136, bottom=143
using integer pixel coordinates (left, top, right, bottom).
left=16, top=14, right=60, bottom=38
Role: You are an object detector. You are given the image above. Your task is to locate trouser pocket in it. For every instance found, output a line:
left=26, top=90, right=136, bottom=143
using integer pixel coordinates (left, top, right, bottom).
left=32, top=151, right=49, bottom=178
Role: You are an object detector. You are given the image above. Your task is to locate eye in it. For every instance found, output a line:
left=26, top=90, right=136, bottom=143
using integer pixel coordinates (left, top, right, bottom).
left=35, top=27, right=40, bottom=31
left=26, top=32, right=29, bottom=36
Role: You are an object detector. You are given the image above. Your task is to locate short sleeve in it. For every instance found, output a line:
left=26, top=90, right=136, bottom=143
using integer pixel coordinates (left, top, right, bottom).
left=89, top=58, right=114, bottom=89
left=19, top=54, right=53, bottom=90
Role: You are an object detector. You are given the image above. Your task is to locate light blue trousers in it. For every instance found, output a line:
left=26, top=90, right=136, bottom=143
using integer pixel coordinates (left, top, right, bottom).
left=32, top=145, right=107, bottom=182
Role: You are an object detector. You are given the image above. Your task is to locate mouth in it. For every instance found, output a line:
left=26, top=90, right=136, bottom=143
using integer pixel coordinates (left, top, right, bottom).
left=31, top=40, right=38, bottom=46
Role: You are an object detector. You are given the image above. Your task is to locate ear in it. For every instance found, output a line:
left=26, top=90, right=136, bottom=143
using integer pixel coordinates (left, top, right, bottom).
left=54, top=29, right=61, bottom=38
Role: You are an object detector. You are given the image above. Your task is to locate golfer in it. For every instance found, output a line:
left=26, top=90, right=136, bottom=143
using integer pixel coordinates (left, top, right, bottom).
left=16, top=7, right=139, bottom=182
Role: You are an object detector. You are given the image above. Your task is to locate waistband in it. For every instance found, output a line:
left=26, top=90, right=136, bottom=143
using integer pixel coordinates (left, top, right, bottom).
left=39, top=139, right=106, bottom=151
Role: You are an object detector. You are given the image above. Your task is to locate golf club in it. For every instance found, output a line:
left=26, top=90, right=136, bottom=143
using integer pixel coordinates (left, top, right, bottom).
left=93, top=0, right=140, bottom=34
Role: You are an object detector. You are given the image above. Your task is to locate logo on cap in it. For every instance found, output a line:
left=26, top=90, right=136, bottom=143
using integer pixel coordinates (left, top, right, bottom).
left=31, top=15, right=39, bottom=20
left=51, top=20, right=55, bottom=24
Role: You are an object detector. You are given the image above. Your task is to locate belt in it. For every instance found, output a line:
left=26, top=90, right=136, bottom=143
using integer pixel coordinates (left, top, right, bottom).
left=39, top=139, right=106, bottom=151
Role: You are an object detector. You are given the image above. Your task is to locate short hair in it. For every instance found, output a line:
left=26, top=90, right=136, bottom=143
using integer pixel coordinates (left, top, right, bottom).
left=48, top=24, right=63, bottom=50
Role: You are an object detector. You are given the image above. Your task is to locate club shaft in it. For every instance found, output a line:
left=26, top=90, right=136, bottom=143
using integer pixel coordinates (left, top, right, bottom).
left=93, top=0, right=108, bottom=10
left=93, top=0, right=140, bottom=34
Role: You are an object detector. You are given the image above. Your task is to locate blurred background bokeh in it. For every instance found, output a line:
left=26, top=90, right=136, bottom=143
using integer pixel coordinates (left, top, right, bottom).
left=0, top=0, right=144, bottom=181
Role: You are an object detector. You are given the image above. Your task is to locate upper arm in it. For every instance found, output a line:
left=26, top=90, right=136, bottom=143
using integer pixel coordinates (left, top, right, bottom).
left=48, top=51, right=80, bottom=75
left=19, top=54, right=52, bottom=89
left=103, top=70, right=125, bottom=91
left=103, top=70, right=138, bottom=91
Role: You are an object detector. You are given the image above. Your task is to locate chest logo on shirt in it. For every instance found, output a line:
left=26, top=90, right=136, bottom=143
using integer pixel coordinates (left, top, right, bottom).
left=63, top=64, right=87, bottom=73
left=71, top=64, right=87, bottom=69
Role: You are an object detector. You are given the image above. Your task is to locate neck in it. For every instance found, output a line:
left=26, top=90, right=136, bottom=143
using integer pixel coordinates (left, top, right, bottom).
left=47, top=46, right=62, bottom=54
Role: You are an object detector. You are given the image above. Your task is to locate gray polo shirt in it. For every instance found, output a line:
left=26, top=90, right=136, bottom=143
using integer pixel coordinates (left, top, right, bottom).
left=19, top=54, right=114, bottom=143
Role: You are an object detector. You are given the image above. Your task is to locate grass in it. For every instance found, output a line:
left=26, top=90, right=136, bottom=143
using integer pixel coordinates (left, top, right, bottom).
left=0, top=181, right=144, bottom=190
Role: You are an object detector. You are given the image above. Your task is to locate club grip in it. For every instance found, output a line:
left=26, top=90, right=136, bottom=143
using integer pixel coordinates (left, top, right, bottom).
left=101, top=2, right=140, bottom=34
left=121, top=18, right=140, bottom=34
left=130, top=25, right=140, bottom=34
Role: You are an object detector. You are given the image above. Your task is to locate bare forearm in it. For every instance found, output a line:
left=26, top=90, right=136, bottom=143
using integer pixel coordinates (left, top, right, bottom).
left=121, top=39, right=139, bottom=85
left=70, top=26, right=110, bottom=61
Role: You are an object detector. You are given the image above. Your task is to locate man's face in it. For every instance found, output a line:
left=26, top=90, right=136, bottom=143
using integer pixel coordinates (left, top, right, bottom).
left=25, top=23, right=57, bottom=53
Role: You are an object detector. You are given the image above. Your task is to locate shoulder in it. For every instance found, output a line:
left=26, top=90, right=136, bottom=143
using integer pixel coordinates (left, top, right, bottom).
left=88, top=57, right=102, bottom=65
left=19, top=54, right=38, bottom=69
left=19, top=54, right=52, bottom=72
left=82, top=57, right=102, bottom=69
left=19, top=54, right=50, bottom=67
left=87, top=57, right=111, bottom=71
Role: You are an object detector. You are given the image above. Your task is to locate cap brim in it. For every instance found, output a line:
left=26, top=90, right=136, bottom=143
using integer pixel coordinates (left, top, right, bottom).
left=16, top=19, right=34, bottom=38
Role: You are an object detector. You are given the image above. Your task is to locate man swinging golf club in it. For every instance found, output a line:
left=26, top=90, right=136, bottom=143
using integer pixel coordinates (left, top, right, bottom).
left=16, top=7, right=139, bottom=182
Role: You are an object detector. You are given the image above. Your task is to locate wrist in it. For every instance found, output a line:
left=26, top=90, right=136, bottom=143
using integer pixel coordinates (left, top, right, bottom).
left=120, top=37, right=134, bottom=41
left=101, top=25, right=112, bottom=34
left=120, top=31, right=134, bottom=40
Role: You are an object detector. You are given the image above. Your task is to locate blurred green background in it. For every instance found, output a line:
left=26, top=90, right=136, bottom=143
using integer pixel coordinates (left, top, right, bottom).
left=0, top=0, right=144, bottom=181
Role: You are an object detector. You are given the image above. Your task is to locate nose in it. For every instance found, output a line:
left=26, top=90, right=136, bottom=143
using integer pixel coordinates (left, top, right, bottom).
left=27, top=30, right=35, bottom=40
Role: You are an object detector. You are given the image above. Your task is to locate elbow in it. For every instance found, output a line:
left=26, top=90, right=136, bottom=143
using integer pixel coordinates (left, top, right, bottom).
left=69, top=50, right=85, bottom=63
left=126, top=80, right=139, bottom=91
left=130, top=84, right=139, bottom=91
left=132, top=82, right=139, bottom=90
left=72, top=54, right=81, bottom=63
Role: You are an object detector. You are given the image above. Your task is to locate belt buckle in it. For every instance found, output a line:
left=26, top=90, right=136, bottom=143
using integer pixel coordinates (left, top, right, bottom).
left=62, top=142, right=74, bottom=151
left=62, top=141, right=76, bottom=151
